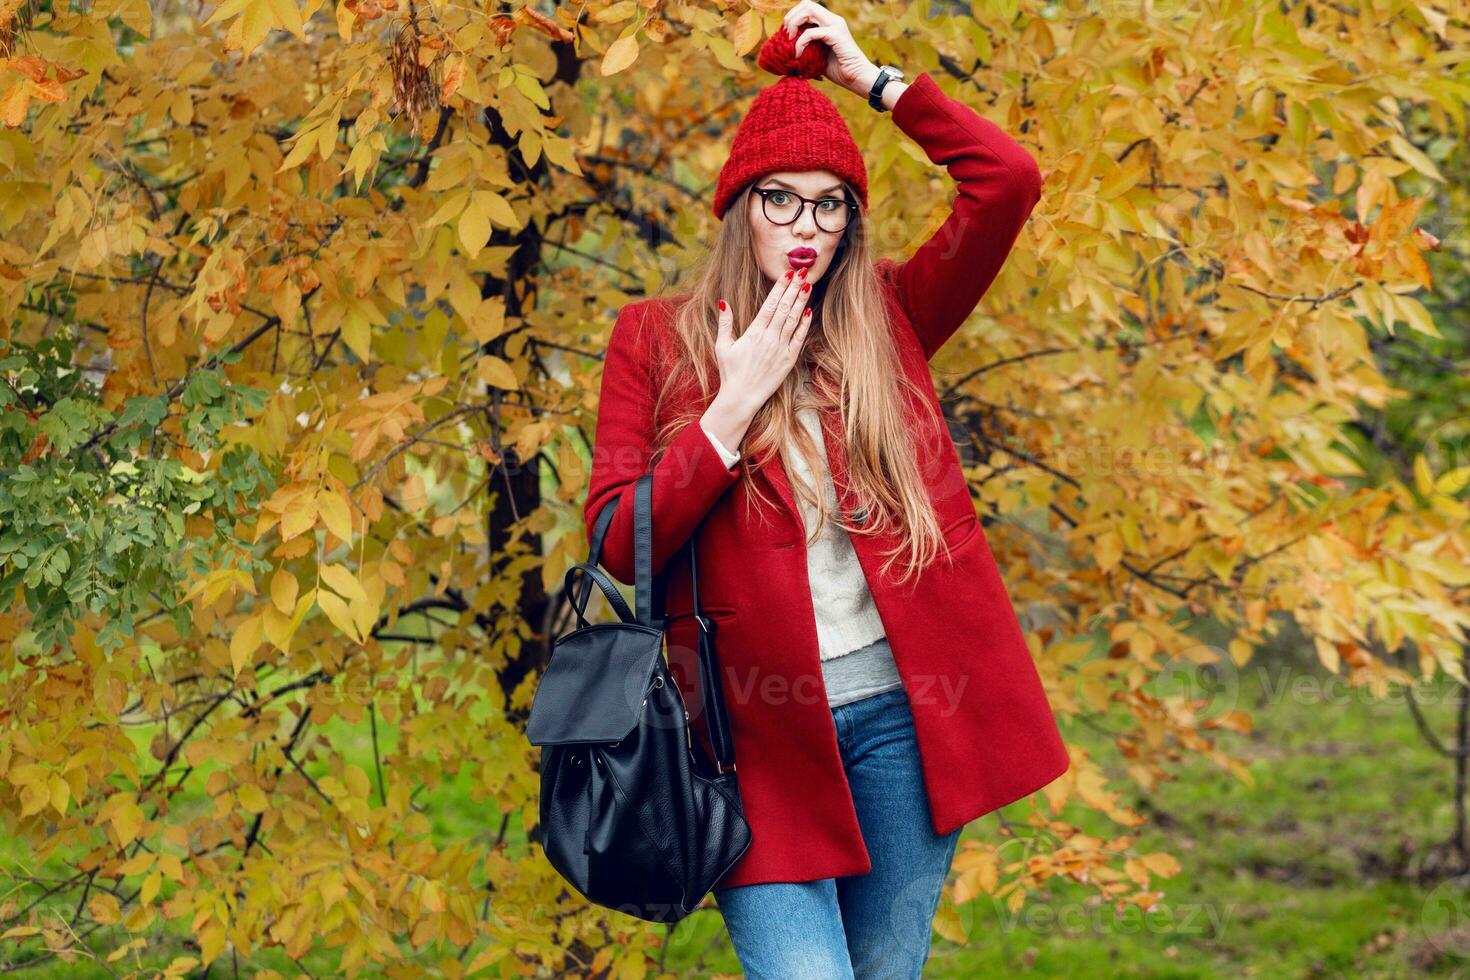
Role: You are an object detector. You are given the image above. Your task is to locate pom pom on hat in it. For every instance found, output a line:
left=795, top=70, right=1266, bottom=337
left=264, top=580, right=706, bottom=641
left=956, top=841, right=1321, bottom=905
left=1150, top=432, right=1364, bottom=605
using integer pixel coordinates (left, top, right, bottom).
left=755, top=25, right=828, bottom=80
left=710, top=26, right=869, bottom=220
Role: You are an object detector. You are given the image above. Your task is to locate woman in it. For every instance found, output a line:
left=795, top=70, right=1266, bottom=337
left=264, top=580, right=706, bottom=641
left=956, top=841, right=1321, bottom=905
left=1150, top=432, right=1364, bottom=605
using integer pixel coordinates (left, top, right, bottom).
left=583, top=3, right=1068, bottom=975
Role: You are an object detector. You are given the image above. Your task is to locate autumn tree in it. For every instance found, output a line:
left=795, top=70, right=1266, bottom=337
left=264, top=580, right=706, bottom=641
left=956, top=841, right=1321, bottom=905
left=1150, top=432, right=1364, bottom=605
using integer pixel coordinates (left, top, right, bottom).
left=1, top=0, right=1467, bottom=974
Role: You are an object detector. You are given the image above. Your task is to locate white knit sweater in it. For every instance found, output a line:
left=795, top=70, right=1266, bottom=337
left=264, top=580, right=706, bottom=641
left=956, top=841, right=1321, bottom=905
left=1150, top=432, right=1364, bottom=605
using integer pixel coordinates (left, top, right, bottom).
left=700, top=396, right=888, bottom=662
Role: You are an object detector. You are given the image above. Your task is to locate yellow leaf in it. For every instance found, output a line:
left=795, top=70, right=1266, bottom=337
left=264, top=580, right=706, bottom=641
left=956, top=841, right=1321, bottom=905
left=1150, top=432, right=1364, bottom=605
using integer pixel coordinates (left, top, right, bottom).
left=340, top=309, right=373, bottom=362
left=318, top=107, right=339, bottom=159
left=400, top=473, right=428, bottom=512
left=139, top=869, right=161, bottom=906
left=705, top=33, right=745, bottom=73
left=279, top=123, right=321, bottom=171
left=317, top=489, right=354, bottom=542
left=117, top=0, right=152, bottom=35
left=931, top=899, right=967, bottom=944
left=265, top=590, right=315, bottom=652
left=542, top=134, right=583, bottom=176
left=237, top=783, right=269, bottom=813
left=198, top=922, right=227, bottom=963
left=468, top=296, right=507, bottom=344
left=230, top=614, right=263, bottom=676
left=271, top=277, right=302, bottom=326
left=271, top=570, right=298, bottom=615
left=203, top=312, right=235, bottom=344
left=118, top=852, right=155, bottom=876
left=1095, top=531, right=1122, bottom=572
left=1314, top=635, right=1341, bottom=673
left=202, top=0, right=252, bottom=27
left=458, top=193, right=491, bottom=257
left=1140, top=851, right=1182, bottom=877
left=317, top=588, right=361, bottom=642
left=1434, top=467, right=1470, bottom=499
left=477, top=355, right=519, bottom=390
left=320, top=563, right=369, bottom=604
left=1387, top=133, right=1443, bottom=181
left=514, top=71, right=549, bottom=109
left=267, top=0, right=306, bottom=39
left=1, top=83, right=31, bottom=128
left=281, top=491, right=318, bottom=541
left=592, top=0, right=636, bottom=22
left=170, top=90, right=193, bottom=126
left=1414, top=453, right=1434, bottom=496
left=1395, top=293, right=1442, bottom=339
left=601, top=34, right=639, bottom=76
left=347, top=599, right=377, bottom=648
left=344, top=764, right=371, bottom=800
left=88, top=893, right=122, bottom=925
left=423, top=187, right=470, bottom=229
left=158, top=853, right=183, bottom=881
left=732, top=9, right=762, bottom=55
left=518, top=129, right=542, bottom=168
left=464, top=944, right=508, bottom=975
left=111, top=801, right=144, bottom=847
left=479, top=190, right=520, bottom=229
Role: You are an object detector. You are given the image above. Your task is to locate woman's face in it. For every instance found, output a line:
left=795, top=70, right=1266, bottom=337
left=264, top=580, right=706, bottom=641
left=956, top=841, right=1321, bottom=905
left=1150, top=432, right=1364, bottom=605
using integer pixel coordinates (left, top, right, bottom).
left=745, top=169, right=851, bottom=287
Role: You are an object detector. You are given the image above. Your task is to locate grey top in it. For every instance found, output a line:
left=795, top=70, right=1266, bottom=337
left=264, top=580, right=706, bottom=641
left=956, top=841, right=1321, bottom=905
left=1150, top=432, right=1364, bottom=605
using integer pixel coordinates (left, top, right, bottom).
left=700, top=393, right=905, bottom=709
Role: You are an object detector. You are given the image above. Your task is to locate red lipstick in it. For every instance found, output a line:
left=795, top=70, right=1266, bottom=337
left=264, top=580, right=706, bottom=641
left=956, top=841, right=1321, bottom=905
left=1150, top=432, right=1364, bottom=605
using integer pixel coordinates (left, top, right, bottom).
left=787, top=247, right=817, bottom=270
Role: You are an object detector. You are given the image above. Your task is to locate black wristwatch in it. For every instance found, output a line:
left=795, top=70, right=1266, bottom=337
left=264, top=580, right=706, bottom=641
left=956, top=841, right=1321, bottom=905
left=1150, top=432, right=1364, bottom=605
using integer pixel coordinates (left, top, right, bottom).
left=867, top=65, right=905, bottom=112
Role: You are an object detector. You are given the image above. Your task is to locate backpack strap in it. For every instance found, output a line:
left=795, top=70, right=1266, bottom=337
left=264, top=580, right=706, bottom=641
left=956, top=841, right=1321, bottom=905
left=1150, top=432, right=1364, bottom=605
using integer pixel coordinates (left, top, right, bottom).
left=633, top=473, right=663, bottom=631
left=581, top=472, right=667, bottom=632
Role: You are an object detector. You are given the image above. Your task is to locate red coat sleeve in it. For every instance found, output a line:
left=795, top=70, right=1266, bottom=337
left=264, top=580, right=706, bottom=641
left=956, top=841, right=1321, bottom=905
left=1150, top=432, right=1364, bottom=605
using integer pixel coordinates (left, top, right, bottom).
left=583, top=301, right=742, bottom=584
left=877, top=71, right=1043, bottom=361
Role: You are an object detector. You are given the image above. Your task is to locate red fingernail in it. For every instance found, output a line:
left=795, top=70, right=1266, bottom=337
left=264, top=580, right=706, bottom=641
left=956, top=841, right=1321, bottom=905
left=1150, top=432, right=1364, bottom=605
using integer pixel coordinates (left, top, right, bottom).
left=804, top=308, right=812, bottom=317
left=799, top=267, right=808, bottom=278
left=718, top=299, right=726, bottom=311
left=785, top=270, right=794, bottom=279
left=801, top=282, right=810, bottom=292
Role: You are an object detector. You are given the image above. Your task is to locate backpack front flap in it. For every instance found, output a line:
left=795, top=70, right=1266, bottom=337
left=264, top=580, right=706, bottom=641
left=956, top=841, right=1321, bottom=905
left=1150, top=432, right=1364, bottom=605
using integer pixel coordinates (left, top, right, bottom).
left=526, top=622, right=664, bottom=745
left=529, top=472, right=668, bottom=746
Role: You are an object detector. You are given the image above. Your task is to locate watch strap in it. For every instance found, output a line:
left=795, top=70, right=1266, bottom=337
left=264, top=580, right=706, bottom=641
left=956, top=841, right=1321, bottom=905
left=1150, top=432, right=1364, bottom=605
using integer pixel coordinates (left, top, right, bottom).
left=867, top=66, right=903, bottom=112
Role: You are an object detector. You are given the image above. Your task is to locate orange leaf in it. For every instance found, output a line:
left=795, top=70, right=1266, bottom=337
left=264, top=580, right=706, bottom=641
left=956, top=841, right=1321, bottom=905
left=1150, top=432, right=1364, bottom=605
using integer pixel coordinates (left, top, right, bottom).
left=440, top=58, right=465, bottom=101
left=515, top=5, right=573, bottom=42
left=10, top=56, right=47, bottom=82
left=1, top=83, right=30, bottom=128
left=31, top=78, right=67, bottom=105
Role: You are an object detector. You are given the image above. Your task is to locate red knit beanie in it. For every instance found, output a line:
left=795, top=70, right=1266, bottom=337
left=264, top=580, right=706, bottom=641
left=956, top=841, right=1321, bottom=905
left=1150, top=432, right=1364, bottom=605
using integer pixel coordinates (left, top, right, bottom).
left=711, top=26, right=869, bottom=221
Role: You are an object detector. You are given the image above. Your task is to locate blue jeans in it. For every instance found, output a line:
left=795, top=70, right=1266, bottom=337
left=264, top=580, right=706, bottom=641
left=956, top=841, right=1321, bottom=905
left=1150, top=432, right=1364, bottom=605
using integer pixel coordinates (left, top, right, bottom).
left=713, top=688, right=964, bottom=978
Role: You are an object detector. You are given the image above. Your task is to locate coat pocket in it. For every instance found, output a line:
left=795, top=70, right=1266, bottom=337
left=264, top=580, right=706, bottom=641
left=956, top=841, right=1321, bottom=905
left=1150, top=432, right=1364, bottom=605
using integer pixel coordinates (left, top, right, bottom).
left=665, top=604, right=737, bottom=624
left=940, top=512, right=981, bottom=552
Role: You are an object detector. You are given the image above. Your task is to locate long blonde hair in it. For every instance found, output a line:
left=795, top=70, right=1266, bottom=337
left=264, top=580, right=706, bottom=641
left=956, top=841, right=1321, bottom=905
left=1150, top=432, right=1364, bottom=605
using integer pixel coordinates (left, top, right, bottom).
left=645, top=181, right=952, bottom=587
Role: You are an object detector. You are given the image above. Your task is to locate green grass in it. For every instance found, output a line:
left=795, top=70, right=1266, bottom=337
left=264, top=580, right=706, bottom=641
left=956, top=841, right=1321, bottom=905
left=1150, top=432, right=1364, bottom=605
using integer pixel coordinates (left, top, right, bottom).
left=9, top=654, right=1470, bottom=977
left=918, top=659, right=1470, bottom=979
left=661, top=656, right=1470, bottom=978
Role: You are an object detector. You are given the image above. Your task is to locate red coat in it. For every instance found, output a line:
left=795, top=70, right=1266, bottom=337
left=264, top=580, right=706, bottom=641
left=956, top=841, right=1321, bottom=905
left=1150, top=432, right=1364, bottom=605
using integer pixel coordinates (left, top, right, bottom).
left=582, top=71, right=1069, bottom=889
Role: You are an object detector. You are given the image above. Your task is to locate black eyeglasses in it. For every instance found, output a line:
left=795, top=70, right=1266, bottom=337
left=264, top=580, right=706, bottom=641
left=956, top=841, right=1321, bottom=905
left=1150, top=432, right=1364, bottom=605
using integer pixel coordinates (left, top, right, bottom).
left=751, top=186, right=857, bottom=234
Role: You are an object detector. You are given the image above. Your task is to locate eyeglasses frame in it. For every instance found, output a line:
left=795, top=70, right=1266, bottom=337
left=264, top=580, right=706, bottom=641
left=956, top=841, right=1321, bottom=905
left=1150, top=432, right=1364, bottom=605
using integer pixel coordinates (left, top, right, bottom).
left=749, top=185, right=859, bottom=234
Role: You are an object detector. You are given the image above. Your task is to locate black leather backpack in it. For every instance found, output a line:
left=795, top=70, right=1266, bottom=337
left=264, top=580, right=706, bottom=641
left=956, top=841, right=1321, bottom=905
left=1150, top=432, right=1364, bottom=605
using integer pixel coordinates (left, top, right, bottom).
left=526, top=472, right=752, bottom=922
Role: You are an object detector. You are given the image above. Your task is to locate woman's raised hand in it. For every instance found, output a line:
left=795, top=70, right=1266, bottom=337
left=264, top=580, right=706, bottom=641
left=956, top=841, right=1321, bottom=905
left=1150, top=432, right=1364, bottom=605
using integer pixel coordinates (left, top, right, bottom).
left=781, top=1, right=875, bottom=95
left=714, top=271, right=813, bottom=414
